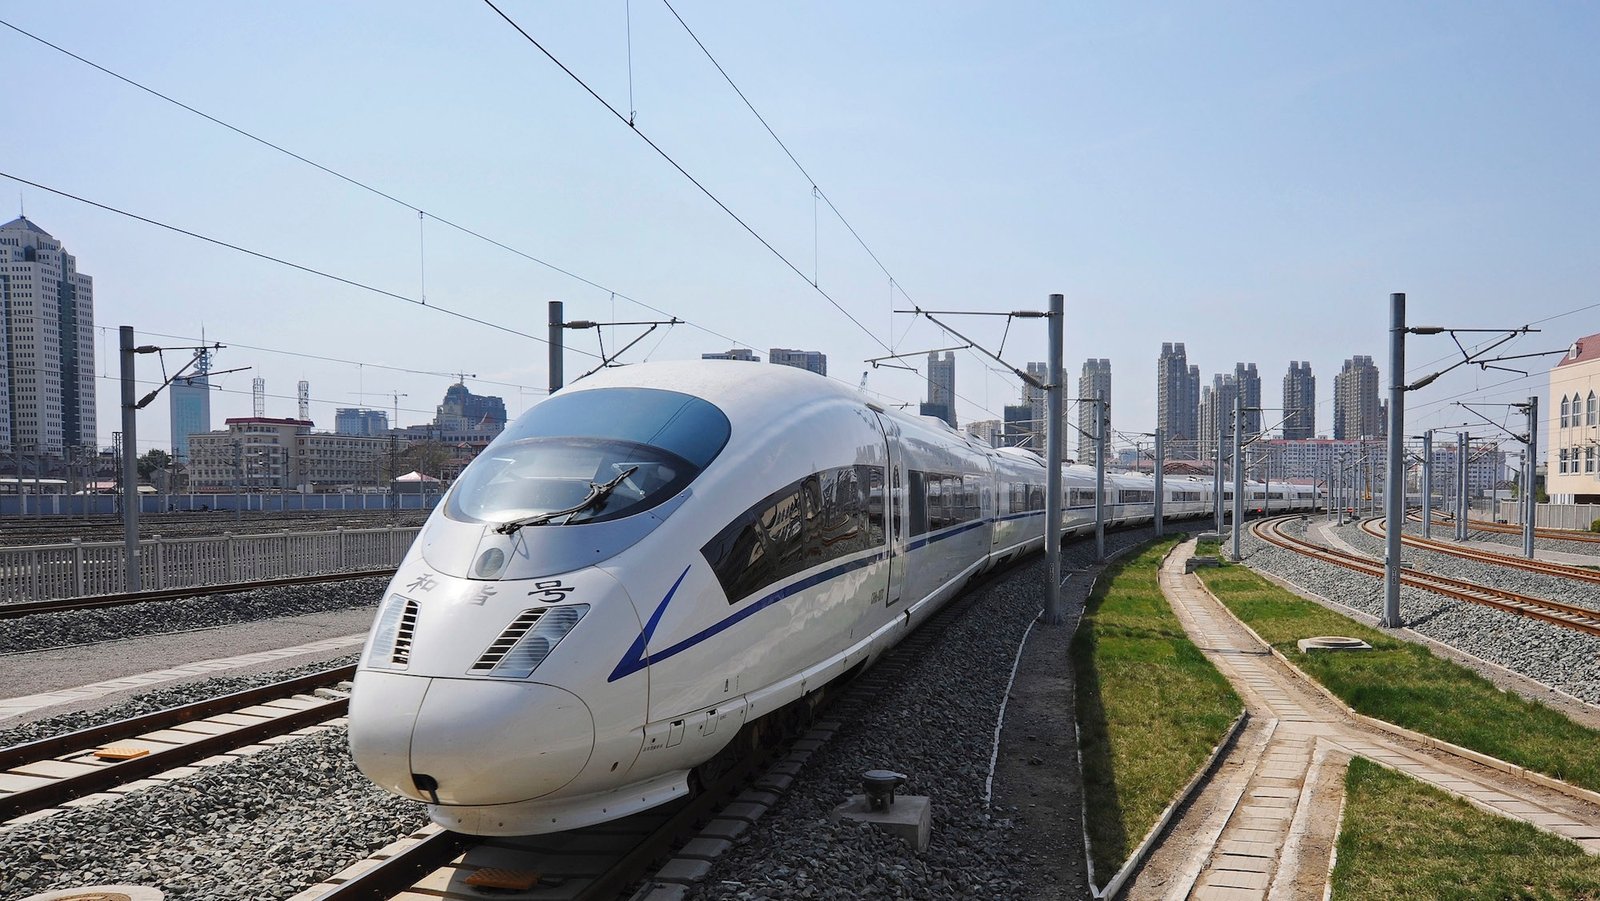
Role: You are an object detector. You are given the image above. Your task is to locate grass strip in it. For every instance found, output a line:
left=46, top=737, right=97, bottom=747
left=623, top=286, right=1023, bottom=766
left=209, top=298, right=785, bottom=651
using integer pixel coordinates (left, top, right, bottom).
left=1073, top=538, right=1241, bottom=880
left=1197, top=563, right=1600, bottom=791
left=1332, top=757, right=1600, bottom=901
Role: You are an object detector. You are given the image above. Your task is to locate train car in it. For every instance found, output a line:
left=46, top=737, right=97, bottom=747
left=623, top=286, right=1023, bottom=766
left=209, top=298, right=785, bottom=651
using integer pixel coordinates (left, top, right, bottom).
left=346, top=361, right=1223, bottom=835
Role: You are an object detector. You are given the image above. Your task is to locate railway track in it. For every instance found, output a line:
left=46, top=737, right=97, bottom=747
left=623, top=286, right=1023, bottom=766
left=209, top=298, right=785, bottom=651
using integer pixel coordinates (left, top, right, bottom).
left=0, top=665, right=355, bottom=825
left=292, top=534, right=1043, bottom=901
left=0, top=569, right=394, bottom=619
left=1251, top=517, right=1600, bottom=638
left=1361, top=517, right=1600, bottom=585
left=1417, top=511, right=1600, bottom=545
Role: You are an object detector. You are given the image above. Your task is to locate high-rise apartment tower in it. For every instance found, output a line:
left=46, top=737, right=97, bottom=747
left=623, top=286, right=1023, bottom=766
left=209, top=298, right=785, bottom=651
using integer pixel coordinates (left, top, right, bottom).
left=1234, top=362, right=1261, bottom=438
left=1078, top=358, right=1111, bottom=465
left=924, top=351, right=957, bottom=428
left=1156, top=343, right=1198, bottom=457
left=1334, top=355, right=1381, bottom=440
left=1282, top=361, right=1316, bottom=440
left=0, top=217, right=96, bottom=455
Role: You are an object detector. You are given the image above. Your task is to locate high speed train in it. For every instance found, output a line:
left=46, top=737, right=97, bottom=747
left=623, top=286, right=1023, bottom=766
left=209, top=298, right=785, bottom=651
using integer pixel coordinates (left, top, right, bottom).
left=348, top=361, right=1314, bottom=835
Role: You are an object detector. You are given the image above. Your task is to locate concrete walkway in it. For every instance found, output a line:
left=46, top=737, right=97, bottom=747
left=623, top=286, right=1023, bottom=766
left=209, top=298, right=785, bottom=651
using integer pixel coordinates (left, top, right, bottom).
left=0, top=632, right=365, bottom=721
left=1140, top=540, right=1600, bottom=901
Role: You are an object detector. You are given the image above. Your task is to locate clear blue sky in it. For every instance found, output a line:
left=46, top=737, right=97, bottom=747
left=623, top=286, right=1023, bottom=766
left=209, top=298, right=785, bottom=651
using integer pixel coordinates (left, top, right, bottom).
left=3, top=2, right=1596, bottom=456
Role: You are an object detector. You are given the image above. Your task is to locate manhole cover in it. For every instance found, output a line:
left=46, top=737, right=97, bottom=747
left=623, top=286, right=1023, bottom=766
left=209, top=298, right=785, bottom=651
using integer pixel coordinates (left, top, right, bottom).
left=1297, top=635, right=1373, bottom=654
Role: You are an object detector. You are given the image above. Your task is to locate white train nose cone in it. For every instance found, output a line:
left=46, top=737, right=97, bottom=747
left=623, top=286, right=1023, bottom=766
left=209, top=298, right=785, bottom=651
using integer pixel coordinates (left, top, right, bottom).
left=348, top=669, right=431, bottom=798
left=409, top=677, right=596, bottom=805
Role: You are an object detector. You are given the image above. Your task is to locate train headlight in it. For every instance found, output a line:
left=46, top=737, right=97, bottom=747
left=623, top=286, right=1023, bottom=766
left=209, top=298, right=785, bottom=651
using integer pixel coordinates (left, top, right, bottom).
left=471, top=604, right=590, bottom=679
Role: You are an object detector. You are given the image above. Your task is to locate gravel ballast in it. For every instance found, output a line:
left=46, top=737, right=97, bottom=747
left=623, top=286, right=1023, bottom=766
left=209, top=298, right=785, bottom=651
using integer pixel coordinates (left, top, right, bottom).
left=0, top=524, right=1177, bottom=901
left=0, top=654, right=360, bottom=752
left=686, top=527, right=1162, bottom=901
left=0, top=727, right=428, bottom=901
left=1343, top=523, right=1600, bottom=612
left=0, top=577, right=386, bottom=656
left=1244, top=519, right=1600, bottom=704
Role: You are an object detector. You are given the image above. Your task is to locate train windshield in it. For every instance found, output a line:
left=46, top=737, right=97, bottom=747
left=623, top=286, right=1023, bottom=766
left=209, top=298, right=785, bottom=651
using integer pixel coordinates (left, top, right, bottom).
left=445, top=387, right=732, bottom=527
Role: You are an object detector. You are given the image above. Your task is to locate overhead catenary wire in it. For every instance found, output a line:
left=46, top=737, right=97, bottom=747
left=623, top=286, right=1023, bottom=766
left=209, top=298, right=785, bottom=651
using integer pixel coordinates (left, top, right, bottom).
left=132, top=329, right=550, bottom=395
left=5, top=14, right=1006, bottom=422
left=0, top=170, right=594, bottom=356
left=481, top=0, right=895, bottom=357
left=0, top=17, right=759, bottom=356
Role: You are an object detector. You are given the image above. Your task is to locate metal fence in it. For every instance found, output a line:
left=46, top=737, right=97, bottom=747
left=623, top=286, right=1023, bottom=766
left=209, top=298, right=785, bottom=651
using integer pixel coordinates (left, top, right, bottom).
left=0, top=525, right=420, bottom=603
left=1496, top=500, right=1600, bottom=531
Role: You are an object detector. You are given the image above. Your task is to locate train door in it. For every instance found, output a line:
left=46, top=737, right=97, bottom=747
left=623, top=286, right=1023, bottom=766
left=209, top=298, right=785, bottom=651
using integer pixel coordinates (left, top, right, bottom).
left=875, top=413, right=907, bottom=607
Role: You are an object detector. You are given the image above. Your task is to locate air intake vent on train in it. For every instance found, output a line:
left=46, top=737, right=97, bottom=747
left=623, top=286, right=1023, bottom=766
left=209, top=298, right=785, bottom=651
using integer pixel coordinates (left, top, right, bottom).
left=471, top=604, right=590, bottom=678
left=391, top=599, right=419, bottom=666
left=470, top=608, right=547, bottom=672
left=368, top=595, right=419, bottom=670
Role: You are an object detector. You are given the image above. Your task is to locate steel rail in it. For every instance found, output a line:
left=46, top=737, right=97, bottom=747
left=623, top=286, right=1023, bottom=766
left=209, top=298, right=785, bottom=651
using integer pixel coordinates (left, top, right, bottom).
left=1412, top=511, right=1600, bottom=545
left=1361, top=518, right=1600, bottom=584
left=298, top=527, right=1064, bottom=900
left=0, top=570, right=393, bottom=619
left=0, top=664, right=357, bottom=822
left=1252, top=518, right=1600, bottom=638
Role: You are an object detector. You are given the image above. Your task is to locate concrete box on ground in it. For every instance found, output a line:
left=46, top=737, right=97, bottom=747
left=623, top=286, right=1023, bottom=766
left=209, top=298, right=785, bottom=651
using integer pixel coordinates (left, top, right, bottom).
left=829, top=794, right=932, bottom=853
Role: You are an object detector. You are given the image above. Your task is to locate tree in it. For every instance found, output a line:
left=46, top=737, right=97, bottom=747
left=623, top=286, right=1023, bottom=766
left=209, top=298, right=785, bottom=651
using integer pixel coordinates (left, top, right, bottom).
left=137, top=449, right=174, bottom=481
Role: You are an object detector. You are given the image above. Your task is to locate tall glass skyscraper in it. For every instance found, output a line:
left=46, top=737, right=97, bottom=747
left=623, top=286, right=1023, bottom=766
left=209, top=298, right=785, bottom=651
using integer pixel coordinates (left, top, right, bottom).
left=169, top=346, right=212, bottom=462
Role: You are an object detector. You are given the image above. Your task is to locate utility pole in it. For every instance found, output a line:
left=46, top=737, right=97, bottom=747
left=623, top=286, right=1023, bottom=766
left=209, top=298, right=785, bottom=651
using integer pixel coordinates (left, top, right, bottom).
left=1522, top=396, right=1539, bottom=558
left=1382, top=292, right=1405, bottom=628
left=1071, top=392, right=1111, bottom=561
left=1231, top=394, right=1245, bottom=561
left=548, top=300, right=564, bottom=393
left=1421, top=430, right=1433, bottom=539
left=1456, top=431, right=1469, bottom=542
left=1213, top=420, right=1225, bottom=535
left=1153, top=428, right=1165, bottom=538
left=1043, top=293, right=1065, bottom=623
left=119, top=327, right=142, bottom=592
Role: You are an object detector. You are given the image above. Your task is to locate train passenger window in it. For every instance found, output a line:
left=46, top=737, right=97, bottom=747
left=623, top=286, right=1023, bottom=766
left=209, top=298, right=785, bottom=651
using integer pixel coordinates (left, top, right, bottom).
left=702, top=465, right=888, bottom=605
left=907, top=471, right=929, bottom=536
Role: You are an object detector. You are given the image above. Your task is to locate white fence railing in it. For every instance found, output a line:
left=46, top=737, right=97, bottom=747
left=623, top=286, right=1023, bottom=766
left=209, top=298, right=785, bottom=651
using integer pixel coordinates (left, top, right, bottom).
left=1495, top=500, right=1600, bottom=532
left=0, top=526, right=420, bottom=603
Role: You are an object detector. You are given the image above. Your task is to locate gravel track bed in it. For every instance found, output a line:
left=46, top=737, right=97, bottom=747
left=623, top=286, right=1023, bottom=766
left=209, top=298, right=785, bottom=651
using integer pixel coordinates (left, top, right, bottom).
left=0, top=727, right=428, bottom=901
left=1243, top=522, right=1600, bottom=704
left=0, top=577, right=386, bottom=656
left=1440, top=521, right=1600, bottom=557
left=687, top=527, right=1158, bottom=901
left=0, top=526, right=1162, bottom=901
left=1340, top=523, right=1600, bottom=612
left=0, top=654, right=360, bottom=752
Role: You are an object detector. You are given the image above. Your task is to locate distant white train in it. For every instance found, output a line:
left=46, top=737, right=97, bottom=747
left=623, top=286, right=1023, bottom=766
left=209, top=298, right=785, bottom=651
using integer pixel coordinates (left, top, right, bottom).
left=348, top=361, right=1314, bottom=835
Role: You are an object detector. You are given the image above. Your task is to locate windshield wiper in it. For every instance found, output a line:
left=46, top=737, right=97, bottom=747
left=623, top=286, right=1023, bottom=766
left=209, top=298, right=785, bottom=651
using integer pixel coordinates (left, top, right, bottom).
left=494, top=466, right=639, bottom=535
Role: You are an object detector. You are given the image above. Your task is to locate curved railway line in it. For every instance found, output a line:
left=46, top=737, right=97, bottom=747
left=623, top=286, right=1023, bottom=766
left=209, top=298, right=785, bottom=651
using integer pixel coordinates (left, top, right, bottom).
left=1361, top=517, right=1600, bottom=584
left=0, top=665, right=355, bottom=825
left=0, top=569, right=393, bottom=619
left=1251, top=516, right=1600, bottom=638
left=1422, top=512, right=1600, bottom=545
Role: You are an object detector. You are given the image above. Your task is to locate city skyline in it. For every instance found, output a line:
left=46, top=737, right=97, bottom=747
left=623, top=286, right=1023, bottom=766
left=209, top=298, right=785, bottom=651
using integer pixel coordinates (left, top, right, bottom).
left=1, top=5, right=1594, bottom=457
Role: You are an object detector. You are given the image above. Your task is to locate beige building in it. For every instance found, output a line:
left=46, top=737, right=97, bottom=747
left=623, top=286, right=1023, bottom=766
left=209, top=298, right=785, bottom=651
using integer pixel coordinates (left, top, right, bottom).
left=0, top=217, right=96, bottom=456
left=1550, top=332, right=1600, bottom=503
left=189, top=417, right=394, bottom=491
